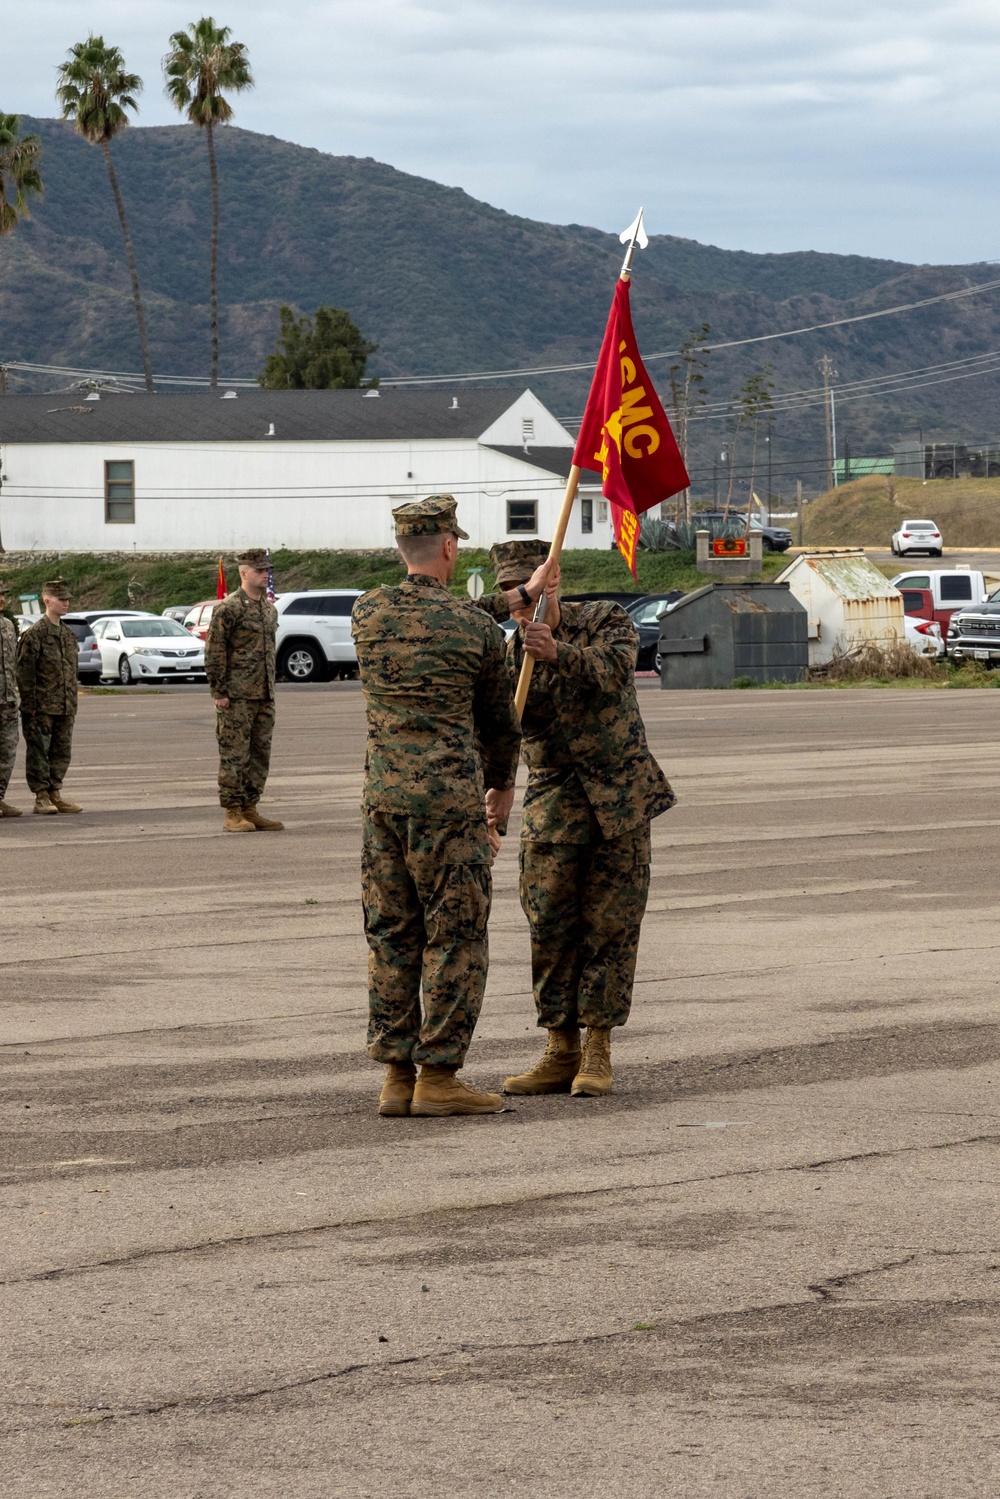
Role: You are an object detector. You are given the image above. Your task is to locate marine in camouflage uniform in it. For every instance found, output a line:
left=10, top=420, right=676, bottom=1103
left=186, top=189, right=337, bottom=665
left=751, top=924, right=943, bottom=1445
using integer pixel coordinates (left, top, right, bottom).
left=485, top=540, right=676, bottom=1098
left=204, top=548, right=283, bottom=833
left=16, top=579, right=83, bottom=815
left=352, top=495, right=522, bottom=1118
left=0, top=582, right=22, bottom=817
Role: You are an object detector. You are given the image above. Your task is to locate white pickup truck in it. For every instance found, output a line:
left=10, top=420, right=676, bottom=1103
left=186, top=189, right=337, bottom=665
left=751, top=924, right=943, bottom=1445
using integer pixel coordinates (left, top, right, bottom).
left=890, top=568, right=988, bottom=635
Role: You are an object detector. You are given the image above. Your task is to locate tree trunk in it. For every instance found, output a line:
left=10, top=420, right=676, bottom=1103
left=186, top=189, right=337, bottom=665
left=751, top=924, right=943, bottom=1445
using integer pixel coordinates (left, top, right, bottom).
left=101, top=142, right=153, bottom=395
left=206, top=120, right=220, bottom=392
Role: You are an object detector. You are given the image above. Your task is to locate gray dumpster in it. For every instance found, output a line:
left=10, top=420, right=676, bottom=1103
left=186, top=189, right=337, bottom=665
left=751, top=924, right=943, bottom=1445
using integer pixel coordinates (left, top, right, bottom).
left=658, top=581, right=808, bottom=689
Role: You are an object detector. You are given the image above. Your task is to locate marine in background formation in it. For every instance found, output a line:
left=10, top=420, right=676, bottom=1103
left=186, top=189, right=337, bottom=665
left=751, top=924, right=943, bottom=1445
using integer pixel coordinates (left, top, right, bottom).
left=205, top=549, right=284, bottom=834
left=351, top=495, right=556, bottom=1119
left=486, top=540, right=676, bottom=1098
left=0, top=582, right=22, bottom=817
left=15, top=579, right=83, bottom=816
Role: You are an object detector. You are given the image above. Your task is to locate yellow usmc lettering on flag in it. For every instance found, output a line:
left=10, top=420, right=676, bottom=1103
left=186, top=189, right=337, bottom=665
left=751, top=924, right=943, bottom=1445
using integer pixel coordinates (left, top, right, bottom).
left=594, top=338, right=663, bottom=477
left=616, top=506, right=639, bottom=569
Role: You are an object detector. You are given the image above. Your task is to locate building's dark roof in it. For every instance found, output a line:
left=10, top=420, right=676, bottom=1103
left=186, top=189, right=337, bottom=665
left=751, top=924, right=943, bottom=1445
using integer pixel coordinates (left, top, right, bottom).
left=483, top=446, right=576, bottom=478
left=0, top=388, right=536, bottom=444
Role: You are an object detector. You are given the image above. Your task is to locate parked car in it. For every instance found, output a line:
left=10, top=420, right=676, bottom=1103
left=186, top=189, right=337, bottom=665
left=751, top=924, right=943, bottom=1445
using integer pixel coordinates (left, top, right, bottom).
left=624, top=592, right=686, bottom=671
left=904, top=615, right=944, bottom=657
left=689, top=512, right=793, bottom=552
left=92, top=616, right=206, bottom=685
left=946, top=588, right=1000, bottom=664
left=890, top=569, right=986, bottom=635
left=560, top=592, right=643, bottom=607
left=182, top=600, right=220, bottom=641
left=63, top=610, right=159, bottom=682
left=162, top=605, right=195, bottom=624
left=275, top=590, right=364, bottom=682
left=890, top=519, right=943, bottom=556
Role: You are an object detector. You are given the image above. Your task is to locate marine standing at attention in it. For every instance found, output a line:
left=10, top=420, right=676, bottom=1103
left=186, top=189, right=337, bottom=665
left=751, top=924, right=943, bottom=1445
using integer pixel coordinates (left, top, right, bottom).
left=0, top=582, right=23, bottom=817
left=485, top=540, right=676, bottom=1099
left=204, top=548, right=284, bottom=834
left=351, top=495, right=527, bottom=1119
left=15, top=579, right=82, bottom=816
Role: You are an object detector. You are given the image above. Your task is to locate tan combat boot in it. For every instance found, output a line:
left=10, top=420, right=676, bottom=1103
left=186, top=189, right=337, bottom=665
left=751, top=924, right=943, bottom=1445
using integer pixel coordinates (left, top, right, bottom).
left=504, top=1027, right=581, bottom=1094
left=0, top=800, right=23, bottom=817
left=33, top=792, right=58, bottom=816
left=223, top=807, right=255, bottom=832
left=242, top=805, right=284, bottom=831
left=571, top=1027, right=613, bottom=1097
left=410, top=1065, right=504, bottom=1116
left=378, top=1061, right=417, bottom=1117
left=49, top=790, right=82, bottom=814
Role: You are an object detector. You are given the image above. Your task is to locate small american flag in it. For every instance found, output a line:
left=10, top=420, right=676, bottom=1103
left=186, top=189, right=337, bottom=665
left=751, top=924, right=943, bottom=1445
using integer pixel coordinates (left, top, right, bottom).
left=266, top=550, right=275, bottom=603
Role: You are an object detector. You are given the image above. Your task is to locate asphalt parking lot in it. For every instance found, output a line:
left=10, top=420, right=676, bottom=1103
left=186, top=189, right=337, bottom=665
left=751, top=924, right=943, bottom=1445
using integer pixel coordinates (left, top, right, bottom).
left=2, top=683, right=999, bottom=1497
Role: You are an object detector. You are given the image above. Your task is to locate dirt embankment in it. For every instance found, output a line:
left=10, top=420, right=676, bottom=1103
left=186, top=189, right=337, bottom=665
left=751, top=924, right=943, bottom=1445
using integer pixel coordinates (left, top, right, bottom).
left=803, top=475, right=1000, bottom=547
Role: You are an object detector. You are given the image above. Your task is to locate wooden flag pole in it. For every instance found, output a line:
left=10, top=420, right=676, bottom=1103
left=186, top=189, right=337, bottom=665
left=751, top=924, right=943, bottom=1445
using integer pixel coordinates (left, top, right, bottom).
left=513, top=463, right=581, bottom=719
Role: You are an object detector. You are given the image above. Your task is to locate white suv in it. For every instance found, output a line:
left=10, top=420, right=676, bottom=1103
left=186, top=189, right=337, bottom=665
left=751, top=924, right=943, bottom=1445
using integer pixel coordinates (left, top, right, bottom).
left=275, top=590, right=363, bottom=682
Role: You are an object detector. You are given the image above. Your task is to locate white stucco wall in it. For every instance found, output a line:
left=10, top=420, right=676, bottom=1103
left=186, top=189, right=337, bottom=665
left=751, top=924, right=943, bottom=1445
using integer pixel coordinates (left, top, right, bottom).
left=0, top=434, right=612, bottom=553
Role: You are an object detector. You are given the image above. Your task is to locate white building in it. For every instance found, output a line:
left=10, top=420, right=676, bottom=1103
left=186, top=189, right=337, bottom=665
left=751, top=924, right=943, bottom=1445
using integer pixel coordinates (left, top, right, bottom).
left=0, top=386, right=611, bottom=553
left=776, top=550, right=905, bottom=666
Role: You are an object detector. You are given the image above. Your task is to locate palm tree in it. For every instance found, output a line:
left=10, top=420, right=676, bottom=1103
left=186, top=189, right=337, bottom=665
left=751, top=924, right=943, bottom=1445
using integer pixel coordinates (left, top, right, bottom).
left=0, top=113, right=43, bottom=239
left=56, top=37, right=154, bottom=393
left=163, top=18, right=253, bottom=391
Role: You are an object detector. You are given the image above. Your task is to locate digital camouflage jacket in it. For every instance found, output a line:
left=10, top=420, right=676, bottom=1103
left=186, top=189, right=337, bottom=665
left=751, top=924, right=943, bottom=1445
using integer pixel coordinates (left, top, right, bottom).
left=352, top=574, right=521, bottom=821
left=205, top=589, right=277, bottom=702
left=16, top=615, right=78, bottom=717
left=0, top=616, right=19, bottom=708
left=508, top=600, right=676, bottom=843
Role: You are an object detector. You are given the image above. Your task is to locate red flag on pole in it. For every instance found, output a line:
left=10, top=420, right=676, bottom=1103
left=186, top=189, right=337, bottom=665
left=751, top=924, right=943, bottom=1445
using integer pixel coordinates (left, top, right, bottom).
left=572, top=277, right=690, bottom=576
left=216, top=557, right=228, bottom=600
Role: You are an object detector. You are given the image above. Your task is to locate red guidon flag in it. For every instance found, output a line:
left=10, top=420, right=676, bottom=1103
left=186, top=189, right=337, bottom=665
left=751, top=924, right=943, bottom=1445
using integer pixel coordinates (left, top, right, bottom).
left=573, top=277, right=690, bottom=576
left=216, top=557, right=228, bottom=600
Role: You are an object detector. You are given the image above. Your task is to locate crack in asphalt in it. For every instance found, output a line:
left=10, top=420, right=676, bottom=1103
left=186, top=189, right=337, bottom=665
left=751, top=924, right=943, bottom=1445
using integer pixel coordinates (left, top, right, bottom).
left=806, top=1256, right=918, bottom=1302
left=3, top=1132, right=998, bottom=1291
left=9, top=1255, right=995, bottom=1434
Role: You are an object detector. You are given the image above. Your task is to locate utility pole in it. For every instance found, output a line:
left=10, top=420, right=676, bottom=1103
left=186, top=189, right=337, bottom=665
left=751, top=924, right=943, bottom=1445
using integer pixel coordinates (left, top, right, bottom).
left=844, top=436, right=851, bottom=486
left=819, top=355, right=837, bottom=491
left=796, top=479, right=803, bottom=546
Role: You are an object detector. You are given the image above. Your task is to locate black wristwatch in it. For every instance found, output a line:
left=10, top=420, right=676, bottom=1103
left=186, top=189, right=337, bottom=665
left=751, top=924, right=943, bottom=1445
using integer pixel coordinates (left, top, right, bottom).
left=517, top=584, right=532, bottom=608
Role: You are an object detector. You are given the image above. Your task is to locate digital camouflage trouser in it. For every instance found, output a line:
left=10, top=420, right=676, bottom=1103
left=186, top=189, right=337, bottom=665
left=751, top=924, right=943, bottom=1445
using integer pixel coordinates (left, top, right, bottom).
left=216, top=698, right=275, bottom=809
left=361, top=811, right=492, bottom=1067
left=21, top=712, right=76, bottom=795
left=518, top=823, right=651, bottom=1030
left=0, top=706, right=18, bottom=800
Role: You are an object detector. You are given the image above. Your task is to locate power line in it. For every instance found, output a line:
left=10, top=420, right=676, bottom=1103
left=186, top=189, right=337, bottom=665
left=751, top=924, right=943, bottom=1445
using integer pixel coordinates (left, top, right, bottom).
left=6, top=276, right=1000, bottom=391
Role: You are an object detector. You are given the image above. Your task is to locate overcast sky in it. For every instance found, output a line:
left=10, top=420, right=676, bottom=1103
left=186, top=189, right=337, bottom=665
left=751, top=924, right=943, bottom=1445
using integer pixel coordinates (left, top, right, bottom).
left=8, top=0, right=999, bottom=265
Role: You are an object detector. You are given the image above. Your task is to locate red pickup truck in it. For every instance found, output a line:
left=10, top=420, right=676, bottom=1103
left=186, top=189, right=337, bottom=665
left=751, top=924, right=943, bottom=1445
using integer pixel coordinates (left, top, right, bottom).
left=890, top=569, right=987, bottom=633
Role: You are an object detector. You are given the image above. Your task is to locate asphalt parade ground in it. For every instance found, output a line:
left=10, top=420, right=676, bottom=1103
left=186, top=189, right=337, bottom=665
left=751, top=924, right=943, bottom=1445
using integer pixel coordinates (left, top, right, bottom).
left=2, top=683, right=999, bottom=1497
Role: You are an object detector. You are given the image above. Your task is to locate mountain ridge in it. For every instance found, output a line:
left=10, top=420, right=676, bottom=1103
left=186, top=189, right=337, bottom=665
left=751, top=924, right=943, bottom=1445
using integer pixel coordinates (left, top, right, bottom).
left=3, top=116, right=1000, bottom=495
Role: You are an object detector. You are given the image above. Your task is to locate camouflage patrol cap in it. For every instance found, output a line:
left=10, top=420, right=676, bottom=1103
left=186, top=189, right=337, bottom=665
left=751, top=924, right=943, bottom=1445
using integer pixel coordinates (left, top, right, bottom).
left=489, top=540, right=552, bottom=586
left=0, top=580, right=10, bottom=594
left=393, top=495, right=469, bottom=540
left=41, top=578, right=70, bottom=600
left=236, top=548, right=269, bottom=568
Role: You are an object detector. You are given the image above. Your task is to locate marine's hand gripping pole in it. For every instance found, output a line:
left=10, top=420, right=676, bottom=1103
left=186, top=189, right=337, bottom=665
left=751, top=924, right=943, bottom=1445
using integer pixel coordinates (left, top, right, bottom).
left=513, top=464, right=580, bottom=719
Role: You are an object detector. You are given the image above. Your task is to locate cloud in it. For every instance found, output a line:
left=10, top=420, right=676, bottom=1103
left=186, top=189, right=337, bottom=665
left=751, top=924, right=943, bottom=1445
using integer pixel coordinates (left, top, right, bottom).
left=9, top=0, right=1000, bottom=261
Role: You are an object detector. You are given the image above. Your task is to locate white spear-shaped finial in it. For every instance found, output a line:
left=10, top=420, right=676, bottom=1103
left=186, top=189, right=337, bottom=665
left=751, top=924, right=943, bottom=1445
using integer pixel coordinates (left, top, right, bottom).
left=619, top=206, right=649, bottom=280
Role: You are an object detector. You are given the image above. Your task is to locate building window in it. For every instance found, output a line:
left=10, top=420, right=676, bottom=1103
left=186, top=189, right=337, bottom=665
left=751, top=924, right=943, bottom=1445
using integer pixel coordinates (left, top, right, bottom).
left=597, top=499, right=609, bottom=523
left=105, top=460, right=135, bottom=523
left=581, top=498, right=594, bottom=534
left=507, top=499, right=537, bottom=533
left=522, top=417, right=535, bottom=444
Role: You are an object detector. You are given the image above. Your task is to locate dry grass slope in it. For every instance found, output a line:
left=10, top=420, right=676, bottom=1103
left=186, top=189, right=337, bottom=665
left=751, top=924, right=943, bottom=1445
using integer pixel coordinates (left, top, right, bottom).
left=803, top=475, right=1000, bottom=547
